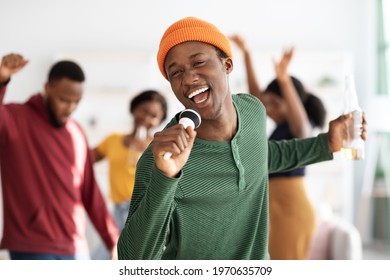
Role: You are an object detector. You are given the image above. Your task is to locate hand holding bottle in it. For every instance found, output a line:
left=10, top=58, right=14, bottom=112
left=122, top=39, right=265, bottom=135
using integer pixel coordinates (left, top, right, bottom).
left=342, top=75, right=365, bottom=160
left=328, top=112, right=367, bottom=154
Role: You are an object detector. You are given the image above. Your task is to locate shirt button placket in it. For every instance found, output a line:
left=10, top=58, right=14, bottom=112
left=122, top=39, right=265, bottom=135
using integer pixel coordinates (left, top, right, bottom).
left=231, top=140, right=245, bottom=191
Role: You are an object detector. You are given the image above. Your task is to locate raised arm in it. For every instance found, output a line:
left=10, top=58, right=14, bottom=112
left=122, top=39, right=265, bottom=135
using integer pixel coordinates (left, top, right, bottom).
left=0, top=53, right=29, bottom=141
left=230, top=34, right=265, bottom=103
left=273, top=48, right=311, bottom=138
left=0, top=53, right=28, bottom=83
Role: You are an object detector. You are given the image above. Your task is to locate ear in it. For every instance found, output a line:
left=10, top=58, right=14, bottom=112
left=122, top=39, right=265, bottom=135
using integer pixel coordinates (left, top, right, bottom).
left=43, top=82, right=51, bottom=100
left=224, top=58, right=233, bottom=74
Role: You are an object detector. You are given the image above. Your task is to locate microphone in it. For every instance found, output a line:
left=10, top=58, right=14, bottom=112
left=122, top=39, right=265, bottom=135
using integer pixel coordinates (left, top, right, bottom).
left=163, top=109, right=201, bottom=160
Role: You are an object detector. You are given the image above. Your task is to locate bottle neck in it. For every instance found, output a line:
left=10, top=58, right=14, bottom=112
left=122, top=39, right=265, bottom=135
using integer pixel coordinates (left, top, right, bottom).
left=344, top=75, right=361, bottom=113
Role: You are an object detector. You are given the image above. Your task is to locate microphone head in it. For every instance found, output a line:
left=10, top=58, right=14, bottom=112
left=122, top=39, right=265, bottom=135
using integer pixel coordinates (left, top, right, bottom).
left=179, top=109, right=201, bottom=129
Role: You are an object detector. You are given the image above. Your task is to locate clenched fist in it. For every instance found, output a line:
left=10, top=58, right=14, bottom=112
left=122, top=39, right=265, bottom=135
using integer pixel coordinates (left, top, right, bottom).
left=0, top=53, right=28, bottom=83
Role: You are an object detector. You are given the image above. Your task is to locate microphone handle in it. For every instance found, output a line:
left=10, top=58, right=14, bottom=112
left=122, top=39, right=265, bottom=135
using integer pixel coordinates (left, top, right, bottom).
left=163, top=118, right=195, bottom=160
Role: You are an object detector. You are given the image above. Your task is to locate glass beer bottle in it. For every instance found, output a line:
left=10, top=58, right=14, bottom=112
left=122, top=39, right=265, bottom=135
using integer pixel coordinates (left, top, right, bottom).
left=342, top=75, right=364, bottom=160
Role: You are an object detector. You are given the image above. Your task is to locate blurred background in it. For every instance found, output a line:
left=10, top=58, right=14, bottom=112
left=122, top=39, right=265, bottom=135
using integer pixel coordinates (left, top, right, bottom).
left=1, top=0, right=390, bottom=259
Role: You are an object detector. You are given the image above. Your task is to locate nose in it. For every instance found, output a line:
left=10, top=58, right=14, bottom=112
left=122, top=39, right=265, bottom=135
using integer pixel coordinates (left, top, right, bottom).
left=182, top=69, right=199, bottom=85
left=143, top=115, right=159, bottom=128
left=65, top=102, right=78, bottom=115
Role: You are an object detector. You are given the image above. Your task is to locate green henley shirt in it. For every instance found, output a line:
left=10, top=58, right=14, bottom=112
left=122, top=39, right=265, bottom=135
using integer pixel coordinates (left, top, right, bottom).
left=118, top=93, right=333, bottom=260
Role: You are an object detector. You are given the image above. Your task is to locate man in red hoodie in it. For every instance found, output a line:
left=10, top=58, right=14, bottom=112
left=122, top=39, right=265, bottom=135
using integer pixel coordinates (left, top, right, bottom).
left=0, top=53, right=119, bottom=260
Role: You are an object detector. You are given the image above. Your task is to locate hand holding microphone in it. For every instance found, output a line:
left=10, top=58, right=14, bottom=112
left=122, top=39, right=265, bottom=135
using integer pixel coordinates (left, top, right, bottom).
left=163, top=109, right=201, bottom=160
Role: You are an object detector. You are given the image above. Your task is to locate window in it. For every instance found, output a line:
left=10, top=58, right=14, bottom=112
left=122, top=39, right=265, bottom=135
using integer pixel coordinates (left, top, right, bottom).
left=378, top=0, right=390, bottom=95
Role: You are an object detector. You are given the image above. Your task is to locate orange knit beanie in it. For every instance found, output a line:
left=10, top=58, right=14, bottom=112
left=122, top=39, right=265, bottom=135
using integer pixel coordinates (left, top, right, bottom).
left=157, top=17, right=232, bottom=79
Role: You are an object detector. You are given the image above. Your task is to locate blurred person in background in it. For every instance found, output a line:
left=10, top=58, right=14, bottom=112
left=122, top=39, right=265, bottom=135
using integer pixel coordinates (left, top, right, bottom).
left=0, top=53, right=119, bottom=260
left=230, top=34, right=327, bottom=259
left=92, top=89, right=167, bottom=230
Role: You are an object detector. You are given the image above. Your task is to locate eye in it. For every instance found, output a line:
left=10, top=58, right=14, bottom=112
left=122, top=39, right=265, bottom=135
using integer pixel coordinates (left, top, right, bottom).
left=169, top=69, right=182, bottom=78
left=194, top=60, right=205, bottom=67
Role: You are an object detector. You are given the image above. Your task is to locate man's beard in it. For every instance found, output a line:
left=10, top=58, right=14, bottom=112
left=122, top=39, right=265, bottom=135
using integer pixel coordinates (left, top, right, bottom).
left=46, top=99, right=65, bottom=128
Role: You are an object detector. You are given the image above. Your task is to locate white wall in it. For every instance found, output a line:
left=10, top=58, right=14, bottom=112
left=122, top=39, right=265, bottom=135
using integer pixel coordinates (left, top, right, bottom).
left=0, top=0, right=376, bottom=103
left=0, top=0, right=380, bottom=257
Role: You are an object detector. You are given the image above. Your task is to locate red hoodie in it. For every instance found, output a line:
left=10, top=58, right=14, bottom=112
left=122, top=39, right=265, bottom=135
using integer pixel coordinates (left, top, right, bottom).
left=0, top=83, right=119, bottom=256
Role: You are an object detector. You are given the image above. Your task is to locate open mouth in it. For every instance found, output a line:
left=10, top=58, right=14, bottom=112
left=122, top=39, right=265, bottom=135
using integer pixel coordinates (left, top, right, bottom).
left=188, top=87, right=209, bottom=104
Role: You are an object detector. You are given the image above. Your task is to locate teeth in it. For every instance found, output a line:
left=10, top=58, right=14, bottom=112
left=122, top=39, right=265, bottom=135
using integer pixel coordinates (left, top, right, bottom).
left=188, top=87, right=208, bottom=99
